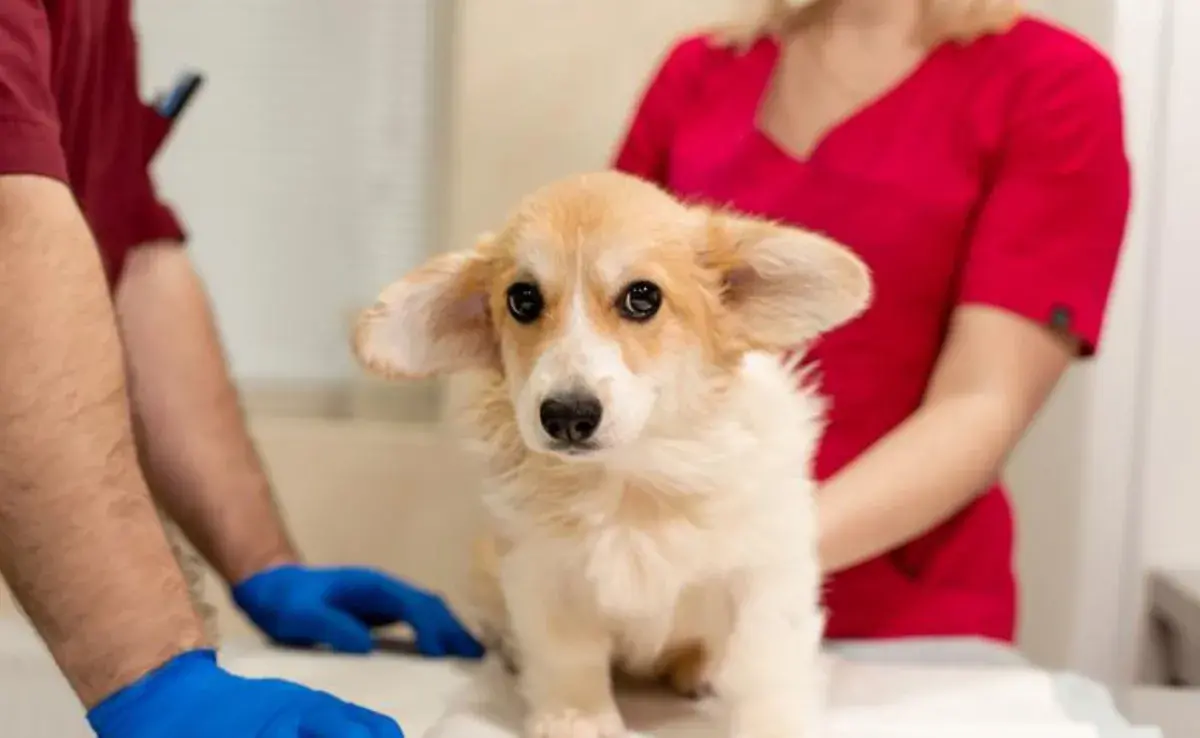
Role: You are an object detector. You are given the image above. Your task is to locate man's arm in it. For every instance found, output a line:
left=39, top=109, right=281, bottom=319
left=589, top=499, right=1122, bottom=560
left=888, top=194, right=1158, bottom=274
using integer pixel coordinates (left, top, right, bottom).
left=0, top=185, right=408, bottom=738
left=115, top=244, right=298, bottom=585
left=0, top=176, right=207, bottom=706
left=116, top=244, right=486, bottom=659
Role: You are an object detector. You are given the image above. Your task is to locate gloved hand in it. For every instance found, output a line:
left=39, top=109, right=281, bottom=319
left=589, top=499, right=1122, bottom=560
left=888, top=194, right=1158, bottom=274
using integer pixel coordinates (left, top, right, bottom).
left=233, top=564, right=484, bottom=658
left=87, top=649, right=402, bottom=738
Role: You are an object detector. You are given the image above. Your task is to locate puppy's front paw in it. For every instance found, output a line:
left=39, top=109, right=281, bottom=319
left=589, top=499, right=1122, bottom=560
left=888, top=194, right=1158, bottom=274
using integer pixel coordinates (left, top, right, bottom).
left=526, top=709, right=625, bottom=738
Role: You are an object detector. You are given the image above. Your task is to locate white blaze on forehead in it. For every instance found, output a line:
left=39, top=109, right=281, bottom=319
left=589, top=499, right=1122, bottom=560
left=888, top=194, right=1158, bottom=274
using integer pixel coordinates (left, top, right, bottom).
left=528, top=274, right=626, bottom=399
left=592, top=240, right=652, bottom=290
left=510, top=233, right=661, bottom=450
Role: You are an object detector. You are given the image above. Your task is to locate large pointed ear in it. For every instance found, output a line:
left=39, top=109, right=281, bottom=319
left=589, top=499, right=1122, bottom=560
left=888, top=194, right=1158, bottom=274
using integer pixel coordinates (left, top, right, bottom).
left=705, top=214, right=872, bottom=350
left=353, top=242, right=496, bottom=379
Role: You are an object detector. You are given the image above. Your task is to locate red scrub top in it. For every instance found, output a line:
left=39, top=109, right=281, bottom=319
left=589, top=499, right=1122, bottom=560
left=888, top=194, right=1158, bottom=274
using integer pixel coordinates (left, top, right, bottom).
left=614, top=18, right=1131, bottom=641
left=0, top=0, right=185, bottom=287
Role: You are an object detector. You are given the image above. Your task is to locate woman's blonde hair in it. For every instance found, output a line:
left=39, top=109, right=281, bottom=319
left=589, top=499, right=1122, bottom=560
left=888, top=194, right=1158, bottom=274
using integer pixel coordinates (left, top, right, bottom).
left=719, top=0, right=1020, bottom=48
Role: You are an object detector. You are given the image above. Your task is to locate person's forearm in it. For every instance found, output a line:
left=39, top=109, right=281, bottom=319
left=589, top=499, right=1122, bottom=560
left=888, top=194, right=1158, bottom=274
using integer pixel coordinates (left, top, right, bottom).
left=817, top=391, right=1023, bottom=574
left=116, top=244, right=299, bottom=585
left=0, top=178, right=206, bottom=707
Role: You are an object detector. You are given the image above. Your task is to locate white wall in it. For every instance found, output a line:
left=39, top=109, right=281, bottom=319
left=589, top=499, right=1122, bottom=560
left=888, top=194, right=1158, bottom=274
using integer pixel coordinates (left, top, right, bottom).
left=1025, top=0, right=1113, bottom=42
left=1134, top=0, right=1200, bottom=577
left=1118, top=0, right=1200, bottom=683
left=133, top=0, right=439, bottom=382
left=444, top=0, right=743, bottom=252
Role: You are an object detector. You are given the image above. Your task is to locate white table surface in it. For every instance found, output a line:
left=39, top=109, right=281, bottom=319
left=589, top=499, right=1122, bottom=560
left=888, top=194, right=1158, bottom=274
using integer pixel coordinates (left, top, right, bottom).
left=0, top=618, right=1162, bottom=738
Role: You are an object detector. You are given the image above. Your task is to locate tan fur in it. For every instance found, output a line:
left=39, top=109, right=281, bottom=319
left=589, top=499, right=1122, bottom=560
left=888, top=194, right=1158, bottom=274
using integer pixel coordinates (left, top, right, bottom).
left=355, top=172, right=872, bottom=738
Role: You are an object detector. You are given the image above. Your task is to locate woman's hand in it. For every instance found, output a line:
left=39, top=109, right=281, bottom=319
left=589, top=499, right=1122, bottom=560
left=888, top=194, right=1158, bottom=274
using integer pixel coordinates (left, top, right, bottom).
left=817, top=305, right=1076, bottom=575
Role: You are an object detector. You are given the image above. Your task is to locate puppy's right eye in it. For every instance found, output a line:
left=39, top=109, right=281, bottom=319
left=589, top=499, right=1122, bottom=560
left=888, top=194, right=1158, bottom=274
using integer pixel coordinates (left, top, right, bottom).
left=506, top=282, right=544, bottom=324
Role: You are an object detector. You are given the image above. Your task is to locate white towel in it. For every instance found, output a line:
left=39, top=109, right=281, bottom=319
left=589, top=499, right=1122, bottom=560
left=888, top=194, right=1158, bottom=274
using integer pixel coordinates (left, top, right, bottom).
left=410, top=655, right=1100, bottom=738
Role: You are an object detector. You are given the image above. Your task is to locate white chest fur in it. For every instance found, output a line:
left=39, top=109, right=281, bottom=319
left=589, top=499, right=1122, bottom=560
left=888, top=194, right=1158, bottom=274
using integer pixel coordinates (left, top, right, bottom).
left=470, top=352, right=824, bottom=675
left=581, top=490, right=715, bottom=621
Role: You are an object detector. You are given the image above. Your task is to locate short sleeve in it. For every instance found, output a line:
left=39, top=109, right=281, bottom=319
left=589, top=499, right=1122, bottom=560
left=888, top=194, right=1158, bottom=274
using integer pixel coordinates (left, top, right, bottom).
left=0, top=0, right=68, bottom=181
left=957, top=49, right=1132, bottom=356
left=611, top=36, right=713, bottom=186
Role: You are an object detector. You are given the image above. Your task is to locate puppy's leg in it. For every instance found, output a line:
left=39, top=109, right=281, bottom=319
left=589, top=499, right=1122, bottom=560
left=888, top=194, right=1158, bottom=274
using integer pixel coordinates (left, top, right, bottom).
left=652, top=641, right=714, bottom=700
left=503, top=555, right=624, bottom=738
left=715, top=565, right=824, bottom=738
left=465, top=534, right=520, bottom=671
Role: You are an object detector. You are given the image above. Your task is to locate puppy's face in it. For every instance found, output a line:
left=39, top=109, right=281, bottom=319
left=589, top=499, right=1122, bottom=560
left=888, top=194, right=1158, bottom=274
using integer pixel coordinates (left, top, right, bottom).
left=354, top=172, right=870, bottom=460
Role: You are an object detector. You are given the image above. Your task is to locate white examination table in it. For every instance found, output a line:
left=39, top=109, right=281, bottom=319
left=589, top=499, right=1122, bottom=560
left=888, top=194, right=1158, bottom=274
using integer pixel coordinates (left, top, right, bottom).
left=0, top=619, right=1163, bottom=738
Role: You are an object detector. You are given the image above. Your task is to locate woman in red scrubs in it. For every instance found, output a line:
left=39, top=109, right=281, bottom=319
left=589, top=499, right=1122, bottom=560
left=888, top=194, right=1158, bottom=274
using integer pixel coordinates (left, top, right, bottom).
left=614, top=0, right=1131, bottom=642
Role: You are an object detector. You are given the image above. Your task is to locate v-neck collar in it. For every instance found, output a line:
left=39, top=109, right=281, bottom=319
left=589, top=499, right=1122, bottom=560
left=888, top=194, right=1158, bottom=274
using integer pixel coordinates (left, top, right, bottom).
left=743, top=36, right=950, bottom=166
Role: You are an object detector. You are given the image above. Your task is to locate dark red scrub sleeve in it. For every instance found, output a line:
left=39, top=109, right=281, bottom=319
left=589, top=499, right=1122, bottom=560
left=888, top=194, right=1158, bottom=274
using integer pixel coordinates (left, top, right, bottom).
left=612, top=36, right=711, bottom=186
left=0, top=0, right=69, bottom=182
left=956, top=52, right=1132, bottom=356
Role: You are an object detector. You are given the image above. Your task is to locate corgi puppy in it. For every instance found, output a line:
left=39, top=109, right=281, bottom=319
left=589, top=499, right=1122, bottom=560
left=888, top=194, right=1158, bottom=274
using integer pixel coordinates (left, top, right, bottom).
left=353, top=171, right=871, bottom=738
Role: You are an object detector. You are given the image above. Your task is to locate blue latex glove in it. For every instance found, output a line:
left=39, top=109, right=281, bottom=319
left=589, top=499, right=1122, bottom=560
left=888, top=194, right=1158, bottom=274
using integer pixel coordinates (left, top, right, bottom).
left=233, top=564, right=484, bottom=658
left=87, top=649, right=402, bottom=738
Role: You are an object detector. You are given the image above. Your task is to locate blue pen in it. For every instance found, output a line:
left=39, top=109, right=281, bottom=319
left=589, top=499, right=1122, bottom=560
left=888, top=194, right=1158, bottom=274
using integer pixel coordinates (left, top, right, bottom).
left=153, top=70, right=204, bottom=121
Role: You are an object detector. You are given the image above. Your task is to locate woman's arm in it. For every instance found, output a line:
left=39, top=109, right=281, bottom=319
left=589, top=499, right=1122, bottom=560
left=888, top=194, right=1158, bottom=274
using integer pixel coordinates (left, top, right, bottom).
left=116, top=244, right=300, bottom=585
left=818, top=37, right=1132, bottom=574
left=817, top=305, right=1074, bottom=574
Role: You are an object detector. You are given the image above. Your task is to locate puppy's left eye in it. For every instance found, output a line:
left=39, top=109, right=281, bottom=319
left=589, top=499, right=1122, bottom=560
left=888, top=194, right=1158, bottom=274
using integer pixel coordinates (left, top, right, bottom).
left=617, top=281, right=662, bottom=322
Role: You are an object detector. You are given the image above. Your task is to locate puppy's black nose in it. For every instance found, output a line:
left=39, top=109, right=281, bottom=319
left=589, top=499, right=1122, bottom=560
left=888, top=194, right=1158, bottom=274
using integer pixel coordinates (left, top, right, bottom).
left=539, top=393, right=603, bottom=445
